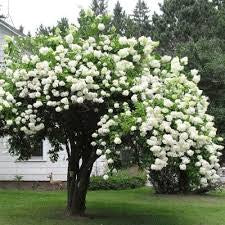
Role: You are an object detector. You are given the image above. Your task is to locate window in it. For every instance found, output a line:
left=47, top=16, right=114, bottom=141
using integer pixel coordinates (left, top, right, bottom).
left=31, top=142, right=43, bottom=157
left=15, top=141, right=47, bottom=163
left=29, top=142, right=45, bottom=161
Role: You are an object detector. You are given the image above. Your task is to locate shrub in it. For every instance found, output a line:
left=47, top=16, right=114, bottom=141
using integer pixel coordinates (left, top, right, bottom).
left=89, top=170, right=146, bottom=190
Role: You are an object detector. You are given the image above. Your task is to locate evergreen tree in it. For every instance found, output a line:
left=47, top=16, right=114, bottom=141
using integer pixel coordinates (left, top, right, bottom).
left=124, top=16, right=137, bottom=38
left=53, top=17, right=69, bottom=36
left=151, top=0, right=217, bottom=53
left=36, top=18, right=69, bottom=36
left=112, top=1, right=127, bottom=35
left=36, top=24, right=52, bottom=36
left=91, top=0, right=108, bottom=15
left=27, top=31, right=32, bottom=37
left=133, top=0, right=151, bottom=37
left=18, top=25, right=24, bottom=34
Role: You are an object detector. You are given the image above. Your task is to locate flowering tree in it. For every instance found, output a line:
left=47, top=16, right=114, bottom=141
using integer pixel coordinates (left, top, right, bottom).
left=0, top=10, right=223, bottom=215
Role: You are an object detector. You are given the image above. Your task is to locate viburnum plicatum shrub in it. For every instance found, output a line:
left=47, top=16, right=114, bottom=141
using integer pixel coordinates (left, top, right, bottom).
left=0, top=9, right=223, bottom=214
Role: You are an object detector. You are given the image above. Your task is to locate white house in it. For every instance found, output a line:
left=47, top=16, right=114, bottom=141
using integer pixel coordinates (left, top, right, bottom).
left=0, top=20, right=107, bottom=182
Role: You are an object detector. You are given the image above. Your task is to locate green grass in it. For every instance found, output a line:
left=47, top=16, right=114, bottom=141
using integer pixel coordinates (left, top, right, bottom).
left=0, top=188, right=225, bottom=225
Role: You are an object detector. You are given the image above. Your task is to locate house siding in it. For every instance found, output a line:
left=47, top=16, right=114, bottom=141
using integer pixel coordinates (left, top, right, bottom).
left=0, top=138, right=107, bottom=181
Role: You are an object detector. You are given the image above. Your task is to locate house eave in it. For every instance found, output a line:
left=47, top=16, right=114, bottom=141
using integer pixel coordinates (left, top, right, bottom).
left=0, top=20, right=25, bottom=37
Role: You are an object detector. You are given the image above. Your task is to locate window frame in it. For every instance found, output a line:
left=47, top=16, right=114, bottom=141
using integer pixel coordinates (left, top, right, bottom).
left=15, top=141, right=47, bottom=163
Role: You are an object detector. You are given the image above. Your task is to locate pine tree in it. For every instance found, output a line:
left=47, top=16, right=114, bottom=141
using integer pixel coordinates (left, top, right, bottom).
left=54, top=17, right=69, bottom=36
left=18, top=25, right=24, bottom=34
left=133, top=0, right=151, bottom=37
left=151, top=0, right=217, bottom=53
left=90, top=0, right=108, bottom=16
left=112, top=1, right=127, bottom=35
left=124, top=16, right=136, bottom=38
left=36, top=18, right=69, bottom=36
left=36, top=24, right=52, bottom=36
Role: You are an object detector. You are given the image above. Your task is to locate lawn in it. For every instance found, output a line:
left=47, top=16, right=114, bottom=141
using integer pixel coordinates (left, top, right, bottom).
left=0, top=188, right=225, bottom=225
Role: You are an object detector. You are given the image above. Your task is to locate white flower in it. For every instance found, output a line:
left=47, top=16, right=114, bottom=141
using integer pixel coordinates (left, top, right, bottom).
left=164, top=99, right=173, bottom=108
left=96, top=149, right=102, bottom=156
left=171, top=57, right=183, bottom=73
left=119, top=37, right=128, bottom=45
left=193, top=75, right=201, bottom=84
left=114, top=137, right=122, bottom=144
left=179, top=164, right=186, bottom=170
left=107, top=158, right=114, bottom=164
left=65, top=33, right=74, bottom=44
left=131, top=126, right=136, bottom=131
left=118, top=48, right=129, bottom=58
left=122, top=90, right=129, bottom=96
left=39, top=47, right=50, bottom=55
left=161, top=55, right=172, bottom=63
left=133, top=55, right=141, bottom=62
left=191, top=69, right=199, bottom=76
left=98, top=23, right=105, bottom=31
left=22, top=55, right=30, bottom=64
left=103, top=174, right=109, bottom=180
left=6, top=120, right=13, bottom=126
left=150, top=60, right=160, bottom=68
left=55, top=107, right=62, bottom=112
left=180, top=57, right=188, bottom=65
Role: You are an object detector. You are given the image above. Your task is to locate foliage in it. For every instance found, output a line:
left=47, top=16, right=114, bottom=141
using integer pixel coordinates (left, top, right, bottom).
left=90, top=0, right=108, bottom=16
left=89, top=169, right=146, bottom=190
left=36, top=18, right=69, bottom=36
left=151, top=0, right=218, bottom=53
left=132, top=0, right=151, bottom=37
left=0, top=9, right=223, bottom=213
left=111, top=1, right=127, bottom=36
left=13, top=175, right=23, bottom=182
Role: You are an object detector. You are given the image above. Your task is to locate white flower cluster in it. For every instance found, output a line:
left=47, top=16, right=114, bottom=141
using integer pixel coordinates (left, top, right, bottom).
left=92, top=55, right=223, bottom=187
left=0, top=10, right=223, bottom=186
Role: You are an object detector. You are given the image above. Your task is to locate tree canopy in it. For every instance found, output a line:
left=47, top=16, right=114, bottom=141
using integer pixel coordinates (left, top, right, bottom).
left=0, top=9, right=223, bottom=215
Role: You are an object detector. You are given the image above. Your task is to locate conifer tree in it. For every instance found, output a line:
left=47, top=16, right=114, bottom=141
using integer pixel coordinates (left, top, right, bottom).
left=91, top=0, right=108, bottom=15
left=112, top=1, right=127, bottom=35
left=133, top=0, right=151, bottom=37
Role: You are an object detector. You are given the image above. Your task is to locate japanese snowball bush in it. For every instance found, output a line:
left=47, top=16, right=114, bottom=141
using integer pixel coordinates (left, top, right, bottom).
left=0, top=10, right=223, bottom=191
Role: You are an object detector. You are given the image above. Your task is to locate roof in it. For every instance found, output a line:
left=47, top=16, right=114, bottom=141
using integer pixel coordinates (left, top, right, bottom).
left=0, top=19, right=25, bottom=36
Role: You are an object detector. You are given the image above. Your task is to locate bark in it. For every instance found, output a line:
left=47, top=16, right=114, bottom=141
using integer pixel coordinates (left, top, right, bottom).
left=179, top=170, right=189, bottom=193
left=66, top=134, right=97, bottom=216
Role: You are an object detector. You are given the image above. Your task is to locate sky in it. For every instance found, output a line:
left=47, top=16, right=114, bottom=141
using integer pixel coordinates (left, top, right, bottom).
left=0, top=0, right=163, bottom=34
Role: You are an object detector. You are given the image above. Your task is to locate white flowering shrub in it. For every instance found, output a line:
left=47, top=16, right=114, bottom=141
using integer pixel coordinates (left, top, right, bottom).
left=0, top=9, right=223, bottom=213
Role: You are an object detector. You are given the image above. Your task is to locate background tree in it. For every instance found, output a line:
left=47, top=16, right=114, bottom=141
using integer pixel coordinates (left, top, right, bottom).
left=36, top=24, right=52, bottom=36
left=112, top=1, right=127, bottom=35
left=36, top=18, right=69, bottom=36
left=18, top=25, right=24, bottom=34
left=132, top=0, right=151, bottom=37
left=91, top=0, right=108, bottom=15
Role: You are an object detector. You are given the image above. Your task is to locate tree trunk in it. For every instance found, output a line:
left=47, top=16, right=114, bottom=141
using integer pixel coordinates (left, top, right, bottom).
left=179, top=170, right=189, bottom=193
left=70, top=169, right=92, bottom=216
left=66, top=162, right=93, bottom=215
left=66, top=145, right=96, bottom=216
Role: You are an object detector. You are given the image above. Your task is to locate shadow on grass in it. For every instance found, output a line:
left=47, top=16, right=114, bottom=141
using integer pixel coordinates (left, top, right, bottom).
left=1, top=188, right=224, bottom=225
